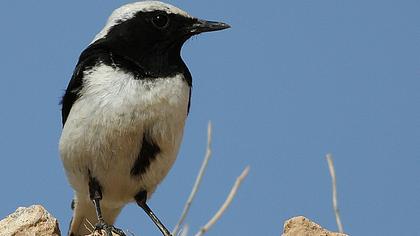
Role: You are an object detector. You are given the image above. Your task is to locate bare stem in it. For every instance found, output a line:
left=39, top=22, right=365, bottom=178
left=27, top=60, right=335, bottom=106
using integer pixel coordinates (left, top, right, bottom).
left=326, top=153, right=344, bottom=233
left=195, top=166, right=250, bottom=236
left=172, top=121, right=213, bottom=236
left=179, top=224, right=189, bottom=236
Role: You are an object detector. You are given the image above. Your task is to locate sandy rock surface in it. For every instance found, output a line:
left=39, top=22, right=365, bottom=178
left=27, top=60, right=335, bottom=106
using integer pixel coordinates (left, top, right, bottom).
left=0, top=205, right=349, bottom=236
left=0, top=205, right=61, bottom=236
left=281, top=216, right=348, bottom=236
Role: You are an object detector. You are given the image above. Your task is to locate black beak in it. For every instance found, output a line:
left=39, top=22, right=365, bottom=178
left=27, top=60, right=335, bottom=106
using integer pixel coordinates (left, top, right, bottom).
left=188, top=19, right=231, bottom=34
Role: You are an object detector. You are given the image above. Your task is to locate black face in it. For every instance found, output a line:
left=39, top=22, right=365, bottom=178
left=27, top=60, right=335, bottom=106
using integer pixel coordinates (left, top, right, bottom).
left=86, top=11, right=199, bottom=79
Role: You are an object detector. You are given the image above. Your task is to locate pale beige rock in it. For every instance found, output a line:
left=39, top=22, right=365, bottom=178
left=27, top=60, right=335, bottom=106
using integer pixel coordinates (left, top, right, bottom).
left=1, top=206, right=348, bottom=236
left=0, top=205, right=61, bottom=236
left=281, top=216, right=348, bottom=236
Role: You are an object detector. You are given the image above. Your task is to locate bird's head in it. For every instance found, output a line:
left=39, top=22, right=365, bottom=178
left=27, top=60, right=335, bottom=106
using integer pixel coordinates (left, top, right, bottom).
left=87, top=1, right=230, bottom=76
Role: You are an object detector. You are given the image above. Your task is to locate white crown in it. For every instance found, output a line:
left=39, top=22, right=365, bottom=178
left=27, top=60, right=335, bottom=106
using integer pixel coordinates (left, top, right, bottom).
left=92, top=1, right=192, bottom=43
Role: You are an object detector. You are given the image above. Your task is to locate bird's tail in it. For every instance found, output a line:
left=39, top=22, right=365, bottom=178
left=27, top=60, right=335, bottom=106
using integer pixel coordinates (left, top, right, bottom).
left=68, top=195, right=122, bottom=236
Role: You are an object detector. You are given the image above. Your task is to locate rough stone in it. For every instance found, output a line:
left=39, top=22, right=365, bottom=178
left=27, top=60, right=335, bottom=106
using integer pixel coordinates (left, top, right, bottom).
left=0, top=205, right=61, bottom=236
left=0, top=206, right=348, bottom=236
left=281, top=216, right=348, bottom=236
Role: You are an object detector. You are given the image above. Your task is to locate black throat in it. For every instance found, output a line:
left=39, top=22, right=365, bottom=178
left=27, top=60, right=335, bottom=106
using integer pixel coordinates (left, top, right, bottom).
left=79, top=39, right=191, bottom=86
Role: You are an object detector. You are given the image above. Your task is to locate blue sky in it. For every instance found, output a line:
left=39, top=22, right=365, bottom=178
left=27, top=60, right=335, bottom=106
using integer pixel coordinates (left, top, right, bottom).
left=0, top=1, right=419, bottom=235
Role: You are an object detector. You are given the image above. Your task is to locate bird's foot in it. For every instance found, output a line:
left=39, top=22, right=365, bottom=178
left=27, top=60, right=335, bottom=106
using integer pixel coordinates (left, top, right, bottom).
left=94, top=220, right=126, bottom=236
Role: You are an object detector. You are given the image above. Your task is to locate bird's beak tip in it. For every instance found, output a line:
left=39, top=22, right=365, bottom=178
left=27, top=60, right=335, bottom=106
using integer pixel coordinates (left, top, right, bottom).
left=189, top=19, right=231, bottom=34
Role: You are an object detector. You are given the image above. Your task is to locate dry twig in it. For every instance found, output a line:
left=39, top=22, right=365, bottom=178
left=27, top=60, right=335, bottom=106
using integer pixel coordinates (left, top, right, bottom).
left=194, top=166, right=250, bottom=236
left=179, top=224, right=189, bottom=236
left=172, top=121, right=213, bottom=235
left=326, top=153, right=344, bottom=233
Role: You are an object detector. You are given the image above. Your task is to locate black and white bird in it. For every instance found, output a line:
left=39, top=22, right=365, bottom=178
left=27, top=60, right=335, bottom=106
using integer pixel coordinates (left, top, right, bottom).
left=59, top=1, right=229, bottom=236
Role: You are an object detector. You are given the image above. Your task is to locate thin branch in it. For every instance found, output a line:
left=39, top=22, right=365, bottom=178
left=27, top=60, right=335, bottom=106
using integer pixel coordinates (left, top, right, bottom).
left=179, top=224, right=189, bottom=236
left=195, top=166, right=250, bottom=236
left=172, top=121, right=213, bottom=236
left=326, top=153, right=344, bottom=233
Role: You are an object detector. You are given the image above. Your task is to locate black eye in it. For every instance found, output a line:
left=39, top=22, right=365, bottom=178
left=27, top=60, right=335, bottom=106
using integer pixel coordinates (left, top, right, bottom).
left=151, top=14, right=169, bottom=29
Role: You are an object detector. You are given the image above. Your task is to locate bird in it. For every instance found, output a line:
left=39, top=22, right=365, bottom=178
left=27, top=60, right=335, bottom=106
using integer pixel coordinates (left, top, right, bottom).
left=59, top=1, right=230, bottom=236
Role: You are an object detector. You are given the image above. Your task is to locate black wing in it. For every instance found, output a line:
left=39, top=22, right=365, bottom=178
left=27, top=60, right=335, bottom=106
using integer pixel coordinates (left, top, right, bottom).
left=61, top=44, right=110, bottom=126
left=61, top=64, right=84, bottom=126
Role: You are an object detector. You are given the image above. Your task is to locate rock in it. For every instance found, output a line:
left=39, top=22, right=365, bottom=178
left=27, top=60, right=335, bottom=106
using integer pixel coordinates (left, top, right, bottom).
left=0, top=205, right=61, bottom=236
left=1, top=205, right=347, bottom=236
left=281, top=216, right=348, bottom=236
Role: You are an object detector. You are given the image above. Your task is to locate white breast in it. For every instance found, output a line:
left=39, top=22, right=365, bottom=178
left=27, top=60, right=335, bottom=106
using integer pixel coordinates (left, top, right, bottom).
left=59, top=63, right=190, bottom=207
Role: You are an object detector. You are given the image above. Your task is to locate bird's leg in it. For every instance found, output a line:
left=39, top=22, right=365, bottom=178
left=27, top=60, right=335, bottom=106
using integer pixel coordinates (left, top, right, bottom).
left=135, top=191, right=173, bottom=236
left=89, top=172, right=126, bottom=236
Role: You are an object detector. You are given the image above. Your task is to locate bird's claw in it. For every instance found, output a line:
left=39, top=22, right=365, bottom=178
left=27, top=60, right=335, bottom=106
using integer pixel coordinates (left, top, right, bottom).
left=94, top=221, right=126, bottom=236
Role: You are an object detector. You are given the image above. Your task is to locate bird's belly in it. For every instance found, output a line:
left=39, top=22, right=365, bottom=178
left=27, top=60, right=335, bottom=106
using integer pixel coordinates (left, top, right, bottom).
left=59, top=73, right=190, bottom=207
